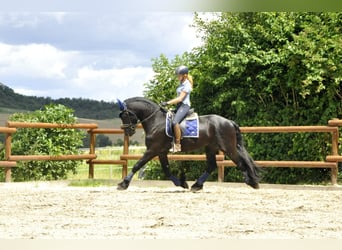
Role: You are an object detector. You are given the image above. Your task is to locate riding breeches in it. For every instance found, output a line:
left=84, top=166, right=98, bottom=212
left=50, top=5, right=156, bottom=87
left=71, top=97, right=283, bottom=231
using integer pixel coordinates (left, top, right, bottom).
left=172, top=103, right=190, bottom=126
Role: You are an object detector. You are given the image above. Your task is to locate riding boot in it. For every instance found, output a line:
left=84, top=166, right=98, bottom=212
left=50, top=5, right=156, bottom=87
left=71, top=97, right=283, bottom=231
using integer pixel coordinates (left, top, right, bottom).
left=172, top=123, right=182, bottom=153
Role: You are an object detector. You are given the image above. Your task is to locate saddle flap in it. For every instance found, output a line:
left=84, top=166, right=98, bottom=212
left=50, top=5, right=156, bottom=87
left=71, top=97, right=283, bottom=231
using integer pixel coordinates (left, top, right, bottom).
left=166, top=111, right=199, bottom=138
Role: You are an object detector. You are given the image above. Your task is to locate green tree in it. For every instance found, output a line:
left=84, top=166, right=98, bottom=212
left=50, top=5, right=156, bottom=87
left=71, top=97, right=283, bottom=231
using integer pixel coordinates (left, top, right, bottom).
left=114, top=138, right=124, bottom=146
left=82, top=134, right=113, bottom=148
left=97, top=134, right=113, bottom=147
left=144, top=53, right=194, bottom=103
left=144, top=12, right=342, bottom=184
left=192, top=12, right=341, bottom=125
left=1, top=82, right=121, bottom=120
left=8, top=104, right=85, bottom=181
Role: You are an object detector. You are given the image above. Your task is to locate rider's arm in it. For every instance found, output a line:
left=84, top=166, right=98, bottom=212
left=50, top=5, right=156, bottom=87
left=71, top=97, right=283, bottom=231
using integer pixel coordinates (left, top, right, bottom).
left=166, top=91, right=187, bottom=105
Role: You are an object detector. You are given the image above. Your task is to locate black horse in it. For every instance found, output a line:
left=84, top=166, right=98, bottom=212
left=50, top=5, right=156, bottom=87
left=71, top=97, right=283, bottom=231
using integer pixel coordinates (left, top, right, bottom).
left=117, top=97, right=260, bottom=191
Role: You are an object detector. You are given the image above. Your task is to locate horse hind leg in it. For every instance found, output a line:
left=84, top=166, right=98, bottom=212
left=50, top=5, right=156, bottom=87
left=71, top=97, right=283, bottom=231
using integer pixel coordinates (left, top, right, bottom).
left=191, top=145, right=218, bottom=192
left=236, top=144, right=260, bottom=189
left=219, top=127, right=260, bottom=189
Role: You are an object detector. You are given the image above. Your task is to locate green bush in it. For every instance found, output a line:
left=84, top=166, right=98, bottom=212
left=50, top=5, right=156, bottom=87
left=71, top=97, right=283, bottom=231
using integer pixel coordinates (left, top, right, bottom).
left=7, top=104, right=85, bottom=181
left=0, top=134, right=4, bottom=144
left=243, top=133, right=332, bottom=184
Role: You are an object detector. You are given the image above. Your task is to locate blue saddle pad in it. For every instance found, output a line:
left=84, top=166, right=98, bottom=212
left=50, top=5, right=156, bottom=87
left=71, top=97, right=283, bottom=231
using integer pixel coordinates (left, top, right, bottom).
left=166, top=111, right=199, bottom=138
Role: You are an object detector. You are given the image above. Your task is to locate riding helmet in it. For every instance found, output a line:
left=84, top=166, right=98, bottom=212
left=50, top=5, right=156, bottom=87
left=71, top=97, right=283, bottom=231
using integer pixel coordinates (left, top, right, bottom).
left=175, top=65, right=189, bottom=75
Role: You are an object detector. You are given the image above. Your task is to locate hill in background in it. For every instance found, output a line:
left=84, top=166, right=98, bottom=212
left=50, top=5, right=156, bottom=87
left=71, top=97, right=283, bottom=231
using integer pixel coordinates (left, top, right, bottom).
left=0, top=83, right=145, bottom=145
left=0, top=82, right=121, bottom=120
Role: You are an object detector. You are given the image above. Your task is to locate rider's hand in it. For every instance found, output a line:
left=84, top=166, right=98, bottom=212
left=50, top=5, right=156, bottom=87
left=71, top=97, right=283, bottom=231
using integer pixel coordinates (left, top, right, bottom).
left=160, top=101, right=168, bottom=107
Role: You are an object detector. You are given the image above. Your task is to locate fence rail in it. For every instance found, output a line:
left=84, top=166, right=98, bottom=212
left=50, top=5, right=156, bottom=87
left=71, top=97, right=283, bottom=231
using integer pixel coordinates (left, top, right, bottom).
left=240, top=126, right=338, bottom=133
left=7, top=121, right=98, bottom=129
left=1, top=118, right=341, bottom=184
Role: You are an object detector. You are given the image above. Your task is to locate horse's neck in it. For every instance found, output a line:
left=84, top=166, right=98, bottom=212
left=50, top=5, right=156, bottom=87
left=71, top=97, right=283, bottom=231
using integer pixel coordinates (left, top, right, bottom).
left=140, top=108, right=165, bottom=133
left=130, top=100, right=156, bottom=118
left=128, top=100, right=164, bottom=131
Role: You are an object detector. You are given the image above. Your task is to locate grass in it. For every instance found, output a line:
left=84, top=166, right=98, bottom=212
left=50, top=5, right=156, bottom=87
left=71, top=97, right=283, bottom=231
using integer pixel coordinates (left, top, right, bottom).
left=68, top=146, right=146, bottom=181
left=69, top=179, right=118, bottom=187
left=77, top=117, right=145, bottom=145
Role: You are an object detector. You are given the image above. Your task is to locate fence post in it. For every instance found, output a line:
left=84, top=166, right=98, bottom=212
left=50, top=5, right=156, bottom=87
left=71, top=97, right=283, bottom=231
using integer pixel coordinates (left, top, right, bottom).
left=5, top=133, right=12, bottom=182
left=88, top=130, right=96, bottom=179
left=4, top=167, right=11, bottom=182
left=5, top=133, right=11, bottom=160
left=122, top=135, right=129, bottom=178
left=331, top=128, right=339, bottom=185
left=217, top=151, right=225, bottom=182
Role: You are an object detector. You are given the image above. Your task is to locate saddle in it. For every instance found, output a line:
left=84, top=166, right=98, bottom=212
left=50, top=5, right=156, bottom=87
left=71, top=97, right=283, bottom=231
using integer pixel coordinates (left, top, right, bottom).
left=165, top=109, right=199, bottom=138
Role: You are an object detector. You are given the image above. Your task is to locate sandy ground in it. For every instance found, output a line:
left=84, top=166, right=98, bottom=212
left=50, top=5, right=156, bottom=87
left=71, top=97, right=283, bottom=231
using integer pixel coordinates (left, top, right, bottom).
left=1, top=180, right=342, bottom=239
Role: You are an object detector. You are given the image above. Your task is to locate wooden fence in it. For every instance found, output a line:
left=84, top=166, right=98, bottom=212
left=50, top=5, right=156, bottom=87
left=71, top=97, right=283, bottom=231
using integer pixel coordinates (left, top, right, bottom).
left=0, top=119, right=341, bottom=184
left=117, top=122, right=340, bottom=184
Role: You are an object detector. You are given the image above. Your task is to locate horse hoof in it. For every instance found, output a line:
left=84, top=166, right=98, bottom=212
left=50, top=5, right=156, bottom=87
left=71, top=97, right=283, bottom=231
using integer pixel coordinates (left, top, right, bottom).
left=117, top=180, right=130, bottom=190
left=247, top=182, right=260, bottom=189
left=180, top=173, right=188, bottom=189
left=191, top=182, right=203, bottom=192
left=181, top=181, right=189, bottom=189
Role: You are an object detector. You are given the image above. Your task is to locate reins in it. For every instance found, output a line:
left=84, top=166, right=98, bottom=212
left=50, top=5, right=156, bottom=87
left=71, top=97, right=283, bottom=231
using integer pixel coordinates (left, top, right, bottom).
left=139, top=107, right=161, bottom=124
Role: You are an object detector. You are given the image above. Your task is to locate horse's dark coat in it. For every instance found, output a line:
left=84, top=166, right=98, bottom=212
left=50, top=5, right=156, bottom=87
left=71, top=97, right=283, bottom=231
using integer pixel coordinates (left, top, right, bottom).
left=117, top=97, right=260, bottom=191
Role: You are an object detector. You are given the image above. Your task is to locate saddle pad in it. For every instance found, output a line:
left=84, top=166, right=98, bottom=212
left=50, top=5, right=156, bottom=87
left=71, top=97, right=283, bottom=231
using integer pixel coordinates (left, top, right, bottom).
left=166, top=112, right=199, bottom=138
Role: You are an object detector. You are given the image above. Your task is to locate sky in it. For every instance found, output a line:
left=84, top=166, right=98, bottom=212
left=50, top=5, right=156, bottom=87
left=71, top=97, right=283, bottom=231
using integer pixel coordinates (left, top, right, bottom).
left=0, top=12, right=204, bottom=102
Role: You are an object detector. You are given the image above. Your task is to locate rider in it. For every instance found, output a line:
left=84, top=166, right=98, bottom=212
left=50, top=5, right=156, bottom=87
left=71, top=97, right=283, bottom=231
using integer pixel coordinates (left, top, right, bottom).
left=160, top=65, right=193, bottom=152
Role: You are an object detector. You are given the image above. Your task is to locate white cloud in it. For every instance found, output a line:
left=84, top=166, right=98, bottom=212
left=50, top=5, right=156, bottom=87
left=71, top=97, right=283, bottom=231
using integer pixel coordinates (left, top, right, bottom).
left=13, top=87, right=50, bottom=97
left=0, top=12, right=205, bottom=101
left=0, top=42, right=70, bottom=79
left=71, top=66, right=154, bottom=101
left=0, top=41, right=154, bottom=101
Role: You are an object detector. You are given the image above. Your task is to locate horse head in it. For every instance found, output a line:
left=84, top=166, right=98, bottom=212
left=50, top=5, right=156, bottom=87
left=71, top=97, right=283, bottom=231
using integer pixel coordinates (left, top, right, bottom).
left=117, top=99, right=138, bottom=136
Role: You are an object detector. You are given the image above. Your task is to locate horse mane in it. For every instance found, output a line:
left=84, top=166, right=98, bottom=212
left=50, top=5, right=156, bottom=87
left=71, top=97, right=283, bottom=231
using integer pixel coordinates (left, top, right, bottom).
left=124, top=97, right=159, bottom=109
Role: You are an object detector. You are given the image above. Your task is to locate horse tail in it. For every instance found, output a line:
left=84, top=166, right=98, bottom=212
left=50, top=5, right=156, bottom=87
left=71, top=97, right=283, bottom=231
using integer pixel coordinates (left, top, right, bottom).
left=232, top=121, right=261, bottom=189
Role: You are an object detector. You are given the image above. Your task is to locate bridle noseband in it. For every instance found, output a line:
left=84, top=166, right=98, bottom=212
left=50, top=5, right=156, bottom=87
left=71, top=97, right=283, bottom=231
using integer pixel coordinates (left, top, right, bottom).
left=119, top=109, right=138, bottom=133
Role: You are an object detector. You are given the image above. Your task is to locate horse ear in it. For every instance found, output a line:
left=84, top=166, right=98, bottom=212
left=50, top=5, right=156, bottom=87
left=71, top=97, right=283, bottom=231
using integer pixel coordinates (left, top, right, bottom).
left=117, top=99, right=126, bottom=111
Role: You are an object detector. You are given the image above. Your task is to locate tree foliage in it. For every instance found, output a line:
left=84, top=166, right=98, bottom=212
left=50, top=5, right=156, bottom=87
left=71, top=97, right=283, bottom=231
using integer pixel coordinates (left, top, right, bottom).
left=82, top=134, right=113, bottom=148
left=3, top=104, right=85, bottom=181
left=144, top=12, right=342, bottom=184
left=192, top=12, right=341, bottom=125
left=144, top=53, right=193, bottom=103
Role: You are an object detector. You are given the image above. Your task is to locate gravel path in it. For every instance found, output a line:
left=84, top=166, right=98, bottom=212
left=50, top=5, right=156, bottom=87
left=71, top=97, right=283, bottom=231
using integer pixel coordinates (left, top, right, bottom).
left=1, top=181, right=342, bottom=239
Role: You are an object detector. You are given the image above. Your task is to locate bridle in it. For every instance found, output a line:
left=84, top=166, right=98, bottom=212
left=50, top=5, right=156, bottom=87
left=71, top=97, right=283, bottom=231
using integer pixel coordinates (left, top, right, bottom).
left=119, top=109, right=138, bottom=132
left=119, top=105, right=161, bottom=135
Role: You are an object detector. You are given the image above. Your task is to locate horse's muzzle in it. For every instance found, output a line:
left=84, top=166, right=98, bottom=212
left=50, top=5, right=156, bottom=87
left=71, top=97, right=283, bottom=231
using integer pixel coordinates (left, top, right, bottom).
left=121, top=125, right=136, bottom=137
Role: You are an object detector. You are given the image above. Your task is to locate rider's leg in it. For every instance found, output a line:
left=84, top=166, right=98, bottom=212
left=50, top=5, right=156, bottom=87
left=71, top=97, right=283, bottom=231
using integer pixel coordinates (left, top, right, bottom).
left=172, top=104, right=190, bottom=152
left=173, top=123, right=182, bottom=152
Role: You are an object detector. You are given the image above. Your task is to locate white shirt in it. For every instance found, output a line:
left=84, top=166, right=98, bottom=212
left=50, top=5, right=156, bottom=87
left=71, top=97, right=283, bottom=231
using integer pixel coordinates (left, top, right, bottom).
left=176, top=79, right=192, bottom=106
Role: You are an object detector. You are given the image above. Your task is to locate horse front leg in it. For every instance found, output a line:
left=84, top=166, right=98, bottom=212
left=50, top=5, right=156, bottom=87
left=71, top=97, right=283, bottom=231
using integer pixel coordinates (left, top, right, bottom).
left=117, top=150, right=156, bottom=190
left=159, top=153, right=189, bottom=189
